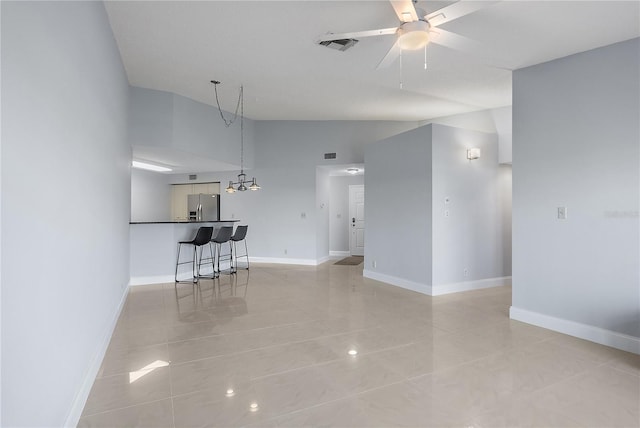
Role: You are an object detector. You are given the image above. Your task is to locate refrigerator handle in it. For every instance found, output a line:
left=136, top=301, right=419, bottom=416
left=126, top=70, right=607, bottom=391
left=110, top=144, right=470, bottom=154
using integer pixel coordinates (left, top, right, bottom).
left=197, top=203, right=202, bottom=221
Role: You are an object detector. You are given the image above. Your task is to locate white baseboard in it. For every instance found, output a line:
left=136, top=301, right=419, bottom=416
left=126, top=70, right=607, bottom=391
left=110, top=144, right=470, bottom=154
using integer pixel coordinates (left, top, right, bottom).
left=249, top=256, right=320, bottom=266
left=317, top=255, right=332, bottom=265
left=431, top=276, right=512, bottom=296
left=510, top=306, right=640, bottom=355
left=363, top=271, right=510, bottom=296
left=64, top=283, right=130, bottom=427
left=129, top=262, right=233, bottom=286
left=131, top=256, right=334, bottom=286
left=330, top=251, right=351, bottom=257
left=363, top=269, right=430, bottom=295
left=130, top=274, right=174, bottom=286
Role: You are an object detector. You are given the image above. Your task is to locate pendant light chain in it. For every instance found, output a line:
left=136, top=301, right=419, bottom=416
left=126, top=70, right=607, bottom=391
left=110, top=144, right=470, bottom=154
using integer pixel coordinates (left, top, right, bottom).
left=240, top=85, right=244, bottom=173
left=211, top=81, right=260, bottom=193
left=212, top=80, right=242, bottom=127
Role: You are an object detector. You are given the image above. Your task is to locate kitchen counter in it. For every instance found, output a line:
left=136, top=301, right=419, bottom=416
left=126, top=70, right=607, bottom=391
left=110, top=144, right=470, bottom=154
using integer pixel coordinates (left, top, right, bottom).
left=130, top=220, right=239, bottom=285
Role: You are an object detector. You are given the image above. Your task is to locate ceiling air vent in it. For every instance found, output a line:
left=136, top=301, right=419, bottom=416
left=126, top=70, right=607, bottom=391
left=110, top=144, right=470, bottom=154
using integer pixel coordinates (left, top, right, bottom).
left=318, top=38, right=359, bottom=52
left=324, top=153, right=337, bottom=160
left=189, top=174, right=197, bottom=180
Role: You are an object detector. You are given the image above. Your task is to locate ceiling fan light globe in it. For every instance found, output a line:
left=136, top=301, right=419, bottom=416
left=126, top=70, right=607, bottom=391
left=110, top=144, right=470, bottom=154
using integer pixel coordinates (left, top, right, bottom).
left=397, top=20, right=430, bottom=50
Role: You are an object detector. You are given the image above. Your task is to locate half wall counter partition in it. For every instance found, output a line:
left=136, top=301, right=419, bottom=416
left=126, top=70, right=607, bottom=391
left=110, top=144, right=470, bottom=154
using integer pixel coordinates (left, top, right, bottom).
left=130, top=220, right=239, bottom=285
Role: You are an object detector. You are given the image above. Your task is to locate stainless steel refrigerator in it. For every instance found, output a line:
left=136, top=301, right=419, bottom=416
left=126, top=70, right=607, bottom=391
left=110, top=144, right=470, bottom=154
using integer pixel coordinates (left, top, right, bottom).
left=187, top=193, right=220, bottom=221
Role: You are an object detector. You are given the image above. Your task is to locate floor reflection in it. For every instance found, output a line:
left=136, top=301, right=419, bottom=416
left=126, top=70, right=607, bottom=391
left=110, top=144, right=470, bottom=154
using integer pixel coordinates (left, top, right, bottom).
left=173, top=271, right=250, bottom=319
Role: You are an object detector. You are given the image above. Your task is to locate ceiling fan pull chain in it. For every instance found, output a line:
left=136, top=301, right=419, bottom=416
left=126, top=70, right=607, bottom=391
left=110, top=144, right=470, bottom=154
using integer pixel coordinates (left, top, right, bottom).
left=424, top=45, right=428, bottom=70
left=399, top=50, right=403, bottom=89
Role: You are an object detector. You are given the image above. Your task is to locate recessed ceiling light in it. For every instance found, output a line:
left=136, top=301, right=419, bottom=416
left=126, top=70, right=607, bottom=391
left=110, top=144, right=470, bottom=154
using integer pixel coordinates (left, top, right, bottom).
left=348, top=349, right=358, bottom=356
left=132, top=160, right=172, bottom=172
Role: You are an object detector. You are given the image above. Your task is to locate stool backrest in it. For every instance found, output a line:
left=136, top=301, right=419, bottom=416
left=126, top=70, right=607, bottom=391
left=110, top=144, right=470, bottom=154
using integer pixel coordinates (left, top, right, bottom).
left=194, top=227, right=214, bottom=246
left=213, top=226, right=233, bottom=243
left=232, top=225, right=248, bottom=242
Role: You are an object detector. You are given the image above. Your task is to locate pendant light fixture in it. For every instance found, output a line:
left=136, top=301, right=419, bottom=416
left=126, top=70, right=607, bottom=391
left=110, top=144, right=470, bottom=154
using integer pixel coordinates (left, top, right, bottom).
left=211, top=80, right=260, bottom=193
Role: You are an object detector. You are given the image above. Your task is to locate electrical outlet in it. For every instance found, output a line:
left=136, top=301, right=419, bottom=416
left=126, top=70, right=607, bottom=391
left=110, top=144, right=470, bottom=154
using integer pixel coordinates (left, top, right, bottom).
left=372, top=260, right=377, bottom=268
left=284, top=249, right=288, bottom=255
left=301, top=212, right=306, bottom=219
left=463, top=268, right=469, bottom=277
left=444, top=210, right=450, bottom=218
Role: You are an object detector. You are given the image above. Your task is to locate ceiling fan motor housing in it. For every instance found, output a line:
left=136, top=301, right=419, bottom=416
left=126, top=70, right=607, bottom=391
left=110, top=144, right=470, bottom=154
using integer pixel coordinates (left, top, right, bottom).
left=397, top=20, right=431, bottom=50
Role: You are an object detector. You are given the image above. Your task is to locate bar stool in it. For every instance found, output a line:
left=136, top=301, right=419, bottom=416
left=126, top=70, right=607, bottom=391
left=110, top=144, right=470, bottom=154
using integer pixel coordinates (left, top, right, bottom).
left=231, top=225, right=249, bottom=271
left=175, top=226, right=214, bottom=283
left=211, top=226, right=234, bottom=276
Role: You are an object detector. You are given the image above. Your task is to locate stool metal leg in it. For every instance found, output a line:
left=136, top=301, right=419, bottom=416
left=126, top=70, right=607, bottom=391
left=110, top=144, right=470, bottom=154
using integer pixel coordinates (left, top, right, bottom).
left=232, top=240, right=249, bottom=270
left=175, top=243, right=182, bottom=282
left=197, top=242, right=215, bottom=279
left=244, top=240, right=249, bottom=270
left=192, top=246, right=197, bottom=281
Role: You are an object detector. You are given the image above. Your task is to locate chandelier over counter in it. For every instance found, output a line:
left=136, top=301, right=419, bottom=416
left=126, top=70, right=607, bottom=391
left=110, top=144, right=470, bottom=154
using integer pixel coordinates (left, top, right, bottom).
left=211, top=80, right=260, bottom=193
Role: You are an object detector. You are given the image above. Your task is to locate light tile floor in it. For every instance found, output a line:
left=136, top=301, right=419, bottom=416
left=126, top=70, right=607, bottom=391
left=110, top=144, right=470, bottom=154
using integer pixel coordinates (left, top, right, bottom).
left=79, top=262, right=640, bottom=427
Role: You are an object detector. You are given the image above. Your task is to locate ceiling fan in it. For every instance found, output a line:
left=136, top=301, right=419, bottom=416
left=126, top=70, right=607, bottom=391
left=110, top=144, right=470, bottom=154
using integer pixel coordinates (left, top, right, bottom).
left=317, top=0, right=501, bottom=68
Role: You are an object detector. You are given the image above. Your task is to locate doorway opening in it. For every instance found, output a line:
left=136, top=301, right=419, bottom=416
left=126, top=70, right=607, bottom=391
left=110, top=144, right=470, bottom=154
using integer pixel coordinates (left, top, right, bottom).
left=349, top=184, right=365, bottom=256
left=322, top=165, right=364, bottom=259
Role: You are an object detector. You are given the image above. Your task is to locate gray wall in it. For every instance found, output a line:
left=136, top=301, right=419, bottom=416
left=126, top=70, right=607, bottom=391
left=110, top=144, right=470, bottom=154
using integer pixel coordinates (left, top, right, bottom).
left=316, top=168, right=331, bottom=260
left=1, top=2, right=131, bottom=426
left=198, top=121, right=421, bottom=263
left=129, top=86, right=173, bottom=148
left=129, top=86, right=255, bottom=169
left=364, top=125, right=433, bottom=289
left=364, top=123, right=510, bottom=294
left=129, top=88, right=421, bottom=262
left=130, top=168, right=171, bottom=222
left=329, top=175, right=365, bottom=253
left=499, top=165, right=513, bottom=275
left=512, top=38, right=639, bottom=338
left=431, top=124, right=504, bottom=285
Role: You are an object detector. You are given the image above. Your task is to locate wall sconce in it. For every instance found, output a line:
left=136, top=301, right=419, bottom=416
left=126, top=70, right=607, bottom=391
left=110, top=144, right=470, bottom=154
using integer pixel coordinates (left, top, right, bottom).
left=467, top=148, right=481, bottom=160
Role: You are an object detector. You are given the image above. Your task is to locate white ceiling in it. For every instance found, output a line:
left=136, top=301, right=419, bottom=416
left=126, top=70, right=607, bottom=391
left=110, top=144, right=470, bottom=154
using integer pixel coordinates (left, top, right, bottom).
left=105, top=1, right=639, bottom=123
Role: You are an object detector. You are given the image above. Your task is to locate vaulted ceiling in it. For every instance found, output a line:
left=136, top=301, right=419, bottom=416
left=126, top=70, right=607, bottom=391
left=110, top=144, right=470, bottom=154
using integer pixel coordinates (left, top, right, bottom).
left=105, top=1, right=639, bottom=122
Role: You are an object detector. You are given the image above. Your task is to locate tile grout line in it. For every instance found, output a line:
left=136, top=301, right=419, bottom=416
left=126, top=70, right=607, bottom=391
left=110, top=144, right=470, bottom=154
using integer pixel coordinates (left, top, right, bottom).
left=80, top=397, right=171, bottom=419
left=167, top=342, right=177, bottom=428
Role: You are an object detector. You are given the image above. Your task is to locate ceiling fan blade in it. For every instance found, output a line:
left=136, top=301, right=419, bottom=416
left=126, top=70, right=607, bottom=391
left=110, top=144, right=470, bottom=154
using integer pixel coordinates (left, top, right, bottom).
left=389, top=0, right=419, bottom=22
left=429, top=28, right=483, bottom=54
left=430, top=28, right=516, bottom=70
left=426, top=0, right=501, bottom=27
left=376, top=41, right=401, bottom=69
left=317, top=27, right=397, bottom=43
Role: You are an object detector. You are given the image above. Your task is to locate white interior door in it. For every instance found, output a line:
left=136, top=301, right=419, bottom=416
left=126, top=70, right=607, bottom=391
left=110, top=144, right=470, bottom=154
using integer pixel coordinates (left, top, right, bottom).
left=349, top=185, right=365, bottom=256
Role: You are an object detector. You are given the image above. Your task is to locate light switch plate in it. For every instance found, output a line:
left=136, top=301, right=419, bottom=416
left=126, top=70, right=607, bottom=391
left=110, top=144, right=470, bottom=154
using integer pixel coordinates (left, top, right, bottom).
left=557, top=206, right=567, bottom=220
